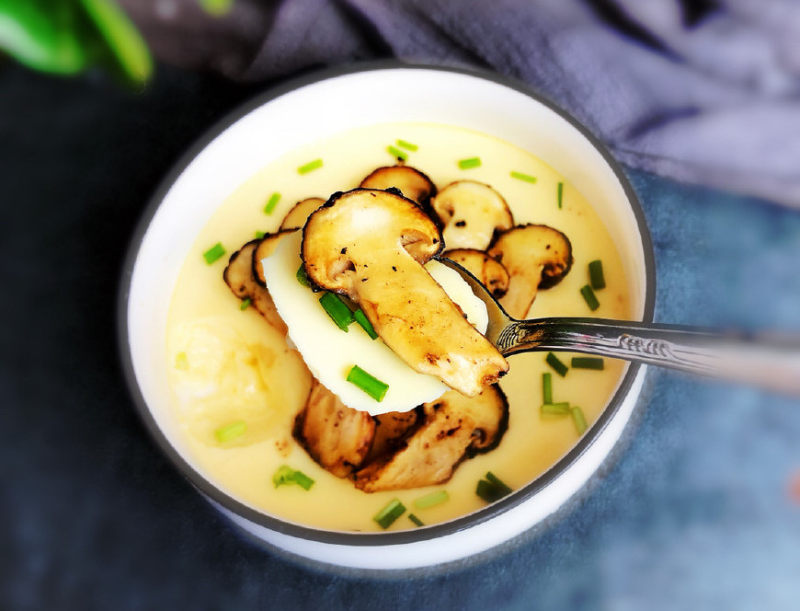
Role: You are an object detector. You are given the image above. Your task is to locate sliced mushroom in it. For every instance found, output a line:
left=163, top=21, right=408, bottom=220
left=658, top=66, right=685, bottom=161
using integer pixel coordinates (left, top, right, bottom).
left=293, top=378, right=376, bottom=477
left=354, top=386, right=508, bottom=492
left=279, top=197, right=326, bottom=231
left=487, top=224, right=573, bottom=319
left=431, top=181, right=513, bottom=251
left=365, top=409, right=420, bottom=464
left=252, top=229, right=296, bottom=286
left=302, top=188, right=508, bottom=397
left=442, top=248, right=510, bottom=299
left=223, top=240, right=287, bottom=335
left=359, top=165, right=437, bottom=206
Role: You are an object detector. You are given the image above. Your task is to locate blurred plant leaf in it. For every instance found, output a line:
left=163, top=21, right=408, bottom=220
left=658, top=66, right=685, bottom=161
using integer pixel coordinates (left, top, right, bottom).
left=198, top=0, right=235, bottom=17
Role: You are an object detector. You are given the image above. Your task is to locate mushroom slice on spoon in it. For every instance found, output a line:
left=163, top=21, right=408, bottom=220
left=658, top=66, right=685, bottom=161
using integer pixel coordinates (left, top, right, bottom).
left=442, top=248, right=510, bottom=299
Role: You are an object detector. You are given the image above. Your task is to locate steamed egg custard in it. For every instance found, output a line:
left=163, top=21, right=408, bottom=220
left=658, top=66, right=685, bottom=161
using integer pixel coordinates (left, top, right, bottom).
left=165, top=122, right=632, bottom=532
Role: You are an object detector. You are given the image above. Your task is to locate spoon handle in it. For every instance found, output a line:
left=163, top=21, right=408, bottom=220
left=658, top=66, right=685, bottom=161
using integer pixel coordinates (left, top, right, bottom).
left=498, top=317, right=800, bottom=396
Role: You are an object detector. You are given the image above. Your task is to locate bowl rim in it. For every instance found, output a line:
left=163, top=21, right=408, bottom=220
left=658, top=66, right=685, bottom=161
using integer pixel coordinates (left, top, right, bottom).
left=117, top=60, right=656, bottom=547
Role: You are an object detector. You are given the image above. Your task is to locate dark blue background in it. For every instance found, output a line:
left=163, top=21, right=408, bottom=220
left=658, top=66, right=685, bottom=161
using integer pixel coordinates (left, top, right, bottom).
left=1, top=65, right=799, bottom=610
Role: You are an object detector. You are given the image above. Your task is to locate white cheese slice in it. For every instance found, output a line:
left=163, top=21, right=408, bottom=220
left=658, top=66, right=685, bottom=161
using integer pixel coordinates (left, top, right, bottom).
left=262, top=231, right=488, bottom=415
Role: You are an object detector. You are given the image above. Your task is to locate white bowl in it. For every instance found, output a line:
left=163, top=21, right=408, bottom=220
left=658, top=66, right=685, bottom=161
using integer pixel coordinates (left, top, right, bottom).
left=119, top=63, right=655, bottom=571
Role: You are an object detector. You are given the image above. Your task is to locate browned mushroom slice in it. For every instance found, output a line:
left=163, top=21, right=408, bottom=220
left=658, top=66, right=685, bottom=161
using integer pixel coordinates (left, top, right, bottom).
left=354, top=386, right=508, bottom=492
left=442, top=248, right=510, bottom=299
left=223, top=240, right=287, bottom=335
left=365, top=409, right=420, bottom=464
left=431, top=181, right=513, bottom=251
left=359, top=165, right=437, bottom=206
left=488, top=224, right=573, bottom=319
left=252, top=229, right=296, bottom=286
left=279, top=197, right=326, bottom=231
left=302, top=188, right=508, bottom=397
left=293, top=379, right=376, bottom=478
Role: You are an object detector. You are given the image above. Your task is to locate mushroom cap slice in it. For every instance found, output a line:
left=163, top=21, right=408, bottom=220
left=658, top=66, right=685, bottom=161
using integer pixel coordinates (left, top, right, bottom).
left=488, top=224, right=573, bottom=319
left=359, top=165, right=437, bottom=206
left=252, top=229, right=296, bottom=286
left=442, top=248, right=510, bottom=299
left=279, top=197, right=325, bottom=231
left=302, top=188, right=508, bottom=397
left=365, top=409, right=420, bottom=464
left=431, top=181, right=514, bottom=251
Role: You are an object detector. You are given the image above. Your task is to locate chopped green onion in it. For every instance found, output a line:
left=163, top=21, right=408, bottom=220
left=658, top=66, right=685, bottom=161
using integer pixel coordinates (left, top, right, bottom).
left=485, top=472, right=512, bottom=496
left=408, top=513, right=424, bottom=527
left=354, top=309, right=378, bottom=339
left=396, top=139, right=418, bottom=152
left=203, top=242, right=226, bottom=265
left=215, top=420, right=246, bottom=443
left=476, top=472, right=512, bottom=503
left=297, top=158, right=323, bottom=175
left=319, top=292, right=354, bottom=331
left=255, top=230, right=266, bottom=239
left=414, top=490, right=449, bottom=509
left=572, top=357, right=604, bottom=370
left=174, top=351, right=189, bottom=371
left=387, top=145, right=408, bottom=161
left=580, top=284, right=600, bottom=311
left=588, top=259, right=606, bottom=290
left=546, top=352, right=568, bottom=377
left=291, top=470, right=315, bottom=491
left=542, top=372, right=552, bottom=404
left=240, top=298, right=251, bottom=311
left=264, top=192, right=281, bottom=214
left=296, top=264, right=311, bottom=287
left=272, top=465, right=315, bottom=490
left=557, top=181, right=564, bottom=209
left=346, top=365, right=389, bottom=402
left=458, top=157, right=482, bottom=170
left=510, top=170, right=537, bottom=183
left=541, top=402, right=571, bottom=415
left=374, top=498, right=405, bottom=529
left=571, top=406, right=588, bottom=434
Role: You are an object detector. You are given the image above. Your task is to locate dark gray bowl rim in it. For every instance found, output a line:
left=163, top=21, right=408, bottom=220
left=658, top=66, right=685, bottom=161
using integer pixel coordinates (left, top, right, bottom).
left=117, top=60, right=656, bottom=547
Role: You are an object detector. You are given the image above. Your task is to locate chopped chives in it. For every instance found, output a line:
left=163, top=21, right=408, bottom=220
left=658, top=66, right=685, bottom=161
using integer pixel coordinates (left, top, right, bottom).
left=272, top=465, right=315, bottom=490
left=346, top=365, right=389, bottom=402
left=572, top=357, right=604, bottom=370
left=542, top=372, right=552, bottom=404
left=396, top=139, right=418, bottom=152
left=571, top=406, right=588, bottom=434
left=354, top=309, right=378, bottom=339
left=263, top=192, right=281, bottom=214
left=588, top=259, right=606, bottom=290
left=458, top=157, right=481, bottom=170
left=541, top=402, right=571, bottom=415
left=546, top=352, right=568, bottom=377
left=387, top=145, right=408, bottom=161
left=297, top=158, right=323, bottom=175
left=319, top=292, right=354, bottom=331
left=291, top=470, right=315, bottom=491
left=255, top=230, right=266, bottom=239
left=239, top=298, right=251, bottom=311
left=174, top=351, right=189, bottom=371
left=296, top=264, right=311, bottom=287
left=215, top=420, right=246, bottom=443
left=414, top=490, right=449, bottom=509
left=557, top=181, right=564, bottom=209
left=485, top=472, right=512, bottom=496
left=202, top=242, right=226, bottom=265
left=580, top=284, right=600, bottom=311
left=374, top=498, right=405, bottom=529
left=476, top=472, right=512, bottom=503
left=510, top=170, right=537, bottom=183
left=408, top=513, right=424, bottom=527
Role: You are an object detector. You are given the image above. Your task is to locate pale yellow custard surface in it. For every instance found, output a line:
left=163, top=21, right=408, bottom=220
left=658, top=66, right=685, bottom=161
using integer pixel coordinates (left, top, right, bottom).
left=166, top=122, right=632, bottom=532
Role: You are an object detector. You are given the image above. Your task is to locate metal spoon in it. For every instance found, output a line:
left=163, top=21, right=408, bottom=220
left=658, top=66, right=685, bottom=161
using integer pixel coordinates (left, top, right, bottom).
left=439, top=258, right=800, bottom=397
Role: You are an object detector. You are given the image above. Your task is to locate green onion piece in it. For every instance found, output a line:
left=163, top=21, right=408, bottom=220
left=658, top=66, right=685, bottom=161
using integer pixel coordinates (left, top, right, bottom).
left=458, top=157, right=482, bottom=170
left=374, top=498, right=406, bottom=529
left=346, top=365, right=389, bottom=402
left=387, top=145, right=408, bottom=161
left=396, top=139, right=418, bottom=152
left=476, top=479, right=511, bottom=503
left=572, top=357, right=604, bottom=370
left=485, top=472, right=512, bottom=496
left=571, top=406, right=588, bottom=435
left=546, top=352, right=568, bottom=377
left=408, top=513, right=424, bottom=527
left=580, top=285, right=600, bottom=311
left=297, top=158, right=323, bottom=175
left=354, top=309, right=378, bottom=339
left=272, top=465, right=315, bottom=490
left=296, top=264, right=311, bottom=287
left=414, top=490, right=449, bottom=509
left=542, top=372, right=552, bottom=404
left=557, top=181, right=564, bottom=209
left=215, top=420, right=247, bottom=443
left=264, top=192, right=281, bottom=214
left=510, top=170, right=537, bottom=183
left=240, top=298, right=251, bottom=311
left=588, top=259, right=606, bottom=290
left=291, top=470, right=315, bottom=491
left=203, top=242, right=226, bottom=265
left=541, top=402, right=571, bottom=415
left=255, top=230, right=266, bottom=239
left=319, top=293, right=354, bottom=331
left=174, top=351, right=189, bottom=371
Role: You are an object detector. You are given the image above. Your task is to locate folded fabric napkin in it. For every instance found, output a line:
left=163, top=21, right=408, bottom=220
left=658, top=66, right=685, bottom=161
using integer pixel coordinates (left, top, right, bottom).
left=122, top=0, right=800, bottom=207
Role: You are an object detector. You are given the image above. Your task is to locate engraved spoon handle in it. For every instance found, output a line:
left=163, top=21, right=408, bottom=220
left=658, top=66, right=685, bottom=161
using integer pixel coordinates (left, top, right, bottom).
left=498, top=317, right=800, bottom=396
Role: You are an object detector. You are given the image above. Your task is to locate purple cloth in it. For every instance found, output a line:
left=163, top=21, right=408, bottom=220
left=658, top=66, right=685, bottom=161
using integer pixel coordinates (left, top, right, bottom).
left=123, top=0, right=800, bottom=207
